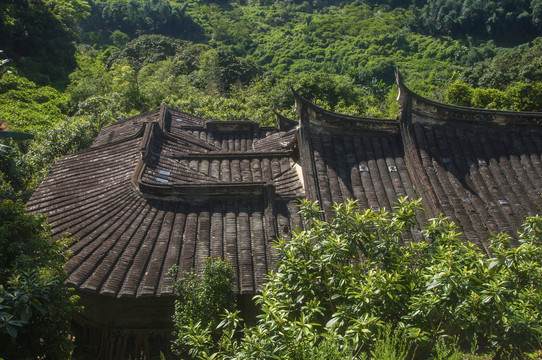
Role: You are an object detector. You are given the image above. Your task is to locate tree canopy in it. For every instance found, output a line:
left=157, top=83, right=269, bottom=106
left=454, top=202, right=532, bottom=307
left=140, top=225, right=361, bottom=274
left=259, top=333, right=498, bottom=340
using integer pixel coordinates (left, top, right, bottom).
left=410, top=0, right=542, bottom=46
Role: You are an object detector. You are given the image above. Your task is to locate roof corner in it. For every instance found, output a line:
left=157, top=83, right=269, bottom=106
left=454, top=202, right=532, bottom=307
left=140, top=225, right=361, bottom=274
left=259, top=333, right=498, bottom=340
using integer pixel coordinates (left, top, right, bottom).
left=395, top=67, right=412, bottom=123
left=275, top=111, right=298, bottom=131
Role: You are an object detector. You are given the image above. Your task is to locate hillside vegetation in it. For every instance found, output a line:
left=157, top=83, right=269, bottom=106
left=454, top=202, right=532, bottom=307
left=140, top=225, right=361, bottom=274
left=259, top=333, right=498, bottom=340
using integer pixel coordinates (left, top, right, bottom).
left=1, top=0, right=542, bottom=200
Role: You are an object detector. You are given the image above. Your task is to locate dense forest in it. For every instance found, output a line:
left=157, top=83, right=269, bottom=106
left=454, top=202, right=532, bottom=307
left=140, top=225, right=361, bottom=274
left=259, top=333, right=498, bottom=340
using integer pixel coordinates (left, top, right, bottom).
left=1, top=0, right=542, bottom=358
left=2, top=0, right=542, bottom=201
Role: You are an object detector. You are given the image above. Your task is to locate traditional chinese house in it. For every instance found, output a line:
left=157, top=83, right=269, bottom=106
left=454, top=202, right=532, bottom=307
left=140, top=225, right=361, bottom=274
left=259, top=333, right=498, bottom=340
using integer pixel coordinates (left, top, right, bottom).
left=27, top=74, right=542, bottom=358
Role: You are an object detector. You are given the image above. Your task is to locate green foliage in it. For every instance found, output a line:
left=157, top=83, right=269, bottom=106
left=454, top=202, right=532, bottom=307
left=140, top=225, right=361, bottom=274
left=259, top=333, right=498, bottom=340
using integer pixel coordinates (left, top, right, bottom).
left=66, top=52, right=111, bottom=104
left=410, top=0, right=542, bottom=45
left=172, top=199, right=542, bottom=359
left=171, top=258, right=237, bottom=357
left=3, top=0, right=542, bottom=357
left=109, top=30, right=130, bottom=48
left=1, top=0, right=540, bottom=189
left=3, top=0, right=542, bottom=122
left=371, top=325, right=410, bottom=360
left=107, top=35, right=183, bottom=72
left=0, top=0, right=77, bottom=85
left=45, top=0, right=91, bottom=33
left=196, top=49, right=220, bottom=91
left=0, top=200, right=79, bottom=360
left=101, top=35, right=257, bottom=107
left=505, top=82, right=542, bottom=112
left=194, top=48, right=257, bottom=92
left=292, top=72, right=364, bottom=112
left=1, top=68, right=128, bottom=199
left=0, top=72, right=70, bottom=133
left=138, top=59, right=189, bottom=108
left=82, top=0, right=194, bottom=41
left=471, top=87, right=509, bottom=110
left=446, top=80, right=474, bottom=107
left=246, top=3, right=463, bottom=88
left=446, top=80, right=542, bottom=112
left=0, top=64, right=129, bottom=199
left=462, top=37, right=542, bottom=89
left=21, top=112, right=119, bottom=191
left=22, top=92, right=129, bottom=192
left=110, top=61, right=142, bottom=110
left=166, top=92, right=275, bottom=125
left=0, top=143, right=27, bottom=200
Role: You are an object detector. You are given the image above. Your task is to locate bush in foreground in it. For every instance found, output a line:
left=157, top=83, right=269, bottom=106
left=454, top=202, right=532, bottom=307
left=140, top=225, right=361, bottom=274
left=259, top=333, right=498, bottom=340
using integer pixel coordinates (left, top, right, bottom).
left=0, top=200, right=79, bottom=360
left=173, top=198, right=542, bottom=359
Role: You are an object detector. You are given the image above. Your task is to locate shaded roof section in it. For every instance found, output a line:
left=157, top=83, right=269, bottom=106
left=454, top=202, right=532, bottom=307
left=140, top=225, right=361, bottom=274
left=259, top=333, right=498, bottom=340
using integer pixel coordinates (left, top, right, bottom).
left=396, top=71, right=542, bottom=251
left=27, top=104, right=304, bottom=298
left=292, top=78, right=542, bottom=250
left=292, top=89, right=426, bottom=242
left=91, top=108, right=159, bottom=147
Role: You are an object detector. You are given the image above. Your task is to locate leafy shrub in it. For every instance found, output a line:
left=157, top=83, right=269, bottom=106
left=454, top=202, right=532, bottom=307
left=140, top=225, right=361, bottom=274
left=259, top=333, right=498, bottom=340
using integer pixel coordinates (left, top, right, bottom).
left=172, top=198, right=542, bottom=359
left=446, top=80, right=473, bottom=107
left=171, top=258, right=237, bottom=358
left=0, top=200, right=79, bottom=360
left=506, top=82, right=542, bottom=112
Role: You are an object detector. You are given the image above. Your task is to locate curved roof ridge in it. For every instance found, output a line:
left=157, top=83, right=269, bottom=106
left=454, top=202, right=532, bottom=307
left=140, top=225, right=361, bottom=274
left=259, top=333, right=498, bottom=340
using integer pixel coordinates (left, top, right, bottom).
left=103, top=107, right=161, bottom=129
left=395, top=68, right=542, bottom=126
left=274, top=111, right=298, bottom=131
left=74, top=123, right=146, bottom=155
left=290, top=84, right=397, bottom=132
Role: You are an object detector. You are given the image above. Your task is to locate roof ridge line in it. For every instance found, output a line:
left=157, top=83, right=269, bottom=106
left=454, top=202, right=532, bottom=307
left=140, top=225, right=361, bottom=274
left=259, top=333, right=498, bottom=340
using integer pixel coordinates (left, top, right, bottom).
left=396, top=69, right=542, bottom=126
left=100, top=107, right=161, bottom=130
left=290, top=86, right=397, bottom=132
left=80, top=123, right=147, bottom=154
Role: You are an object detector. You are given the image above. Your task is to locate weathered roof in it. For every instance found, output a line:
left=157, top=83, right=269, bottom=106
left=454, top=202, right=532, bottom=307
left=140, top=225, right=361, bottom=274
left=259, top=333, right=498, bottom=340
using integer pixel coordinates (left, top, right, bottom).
left=396, top=74, right=542, bottom=251
left=28, top=104, right=304, bottom=297
left=292, top=88, right=426, bottom=243
left=292, top=76, right=542, bottom=253
left=28, top=79, right=542, bottom=299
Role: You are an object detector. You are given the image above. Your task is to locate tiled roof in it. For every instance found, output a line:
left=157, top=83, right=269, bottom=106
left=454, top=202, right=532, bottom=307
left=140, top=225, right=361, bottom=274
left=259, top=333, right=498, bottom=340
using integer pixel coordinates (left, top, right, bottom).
left=396, top=74, right=542, bottom=251
left=292, top=76, right=542, bottom=252
left=292, top=89, right=425, bottom=243
left=28, top=104, right=304, bottom=297
left=28, top=78, right=542, bottom=300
